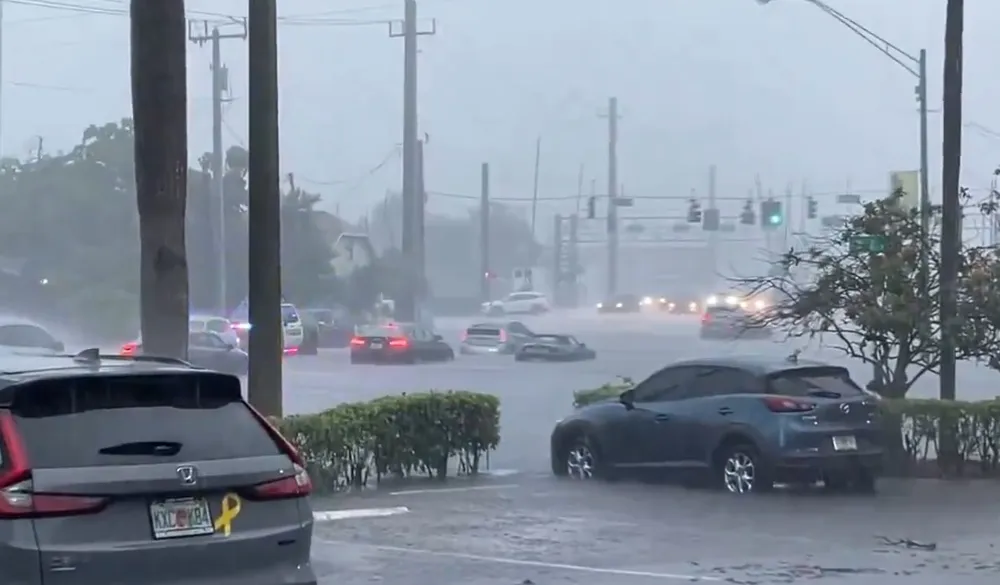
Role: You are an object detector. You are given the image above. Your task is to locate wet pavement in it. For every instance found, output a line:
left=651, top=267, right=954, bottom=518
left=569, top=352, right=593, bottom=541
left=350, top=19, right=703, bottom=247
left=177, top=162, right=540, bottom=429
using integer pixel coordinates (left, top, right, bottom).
left=312, top=473, right=1000, bottom=584
left=278, top=310, right=1000, bottom=584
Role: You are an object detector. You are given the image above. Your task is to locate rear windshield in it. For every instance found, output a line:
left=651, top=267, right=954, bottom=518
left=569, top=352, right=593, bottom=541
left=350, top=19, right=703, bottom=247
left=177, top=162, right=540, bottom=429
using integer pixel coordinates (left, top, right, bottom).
left=359, top=325, right=411, bottom=337
left=281, top=305, right=299, bottom=321
left=767, top=368, right=863, bottom=398
left=307, top=309, right=334, bottom=322
left=535, top=335, right=571, bottom=345
left=10, top=373, right=281, bottom=468
left=466, top=326, right=501, bottom=337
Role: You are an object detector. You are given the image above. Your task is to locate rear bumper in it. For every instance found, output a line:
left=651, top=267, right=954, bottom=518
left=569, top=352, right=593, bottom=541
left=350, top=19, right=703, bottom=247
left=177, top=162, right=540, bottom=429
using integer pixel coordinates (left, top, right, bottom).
left=774, top=451, right=883, bottom=481
left=460, top=344, right=512, bottom=355
left=351, top=349, right=414, bottom=363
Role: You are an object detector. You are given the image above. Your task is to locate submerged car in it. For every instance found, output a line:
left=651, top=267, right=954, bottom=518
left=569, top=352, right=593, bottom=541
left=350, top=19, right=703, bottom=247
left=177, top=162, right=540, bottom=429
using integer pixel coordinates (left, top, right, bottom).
left=596, top=294, right=641, bottom=314
left=514, top=334, right=595, bottom=362
left=699, top=305, right=771, bottom=340
left=350, top=323, right=454, bottom=364
left=550, top=355, right=882, bottom=494
left=460, top=321, right=536, bottom=355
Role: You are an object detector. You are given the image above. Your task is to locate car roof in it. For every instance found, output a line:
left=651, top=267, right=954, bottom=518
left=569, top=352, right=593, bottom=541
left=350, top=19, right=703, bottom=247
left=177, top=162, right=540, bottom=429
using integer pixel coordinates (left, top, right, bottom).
left=669, top=355, right=838, bottom=376
left=0, top=349, right=206, bottom=401
left=0, top=318, right=48, bottom=327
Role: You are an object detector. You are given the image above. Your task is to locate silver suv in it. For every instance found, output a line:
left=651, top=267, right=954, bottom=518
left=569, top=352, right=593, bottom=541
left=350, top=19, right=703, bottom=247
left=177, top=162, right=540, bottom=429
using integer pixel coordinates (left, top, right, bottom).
left=0, top=349, right=316, bottom=585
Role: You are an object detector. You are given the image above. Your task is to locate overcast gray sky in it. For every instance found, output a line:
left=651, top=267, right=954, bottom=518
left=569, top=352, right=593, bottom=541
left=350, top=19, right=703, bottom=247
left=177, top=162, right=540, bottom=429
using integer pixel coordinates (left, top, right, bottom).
left=4, top=0, right=998, bottom=228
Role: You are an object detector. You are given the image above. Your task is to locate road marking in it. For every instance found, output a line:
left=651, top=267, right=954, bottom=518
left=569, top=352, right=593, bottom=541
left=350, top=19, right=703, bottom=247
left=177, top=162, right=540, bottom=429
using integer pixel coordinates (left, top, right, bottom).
left=389, top=483, right=519, bottom=496
left=313, top=507, right=409, bottom=521
left=315, top=539, right=722, bottom=581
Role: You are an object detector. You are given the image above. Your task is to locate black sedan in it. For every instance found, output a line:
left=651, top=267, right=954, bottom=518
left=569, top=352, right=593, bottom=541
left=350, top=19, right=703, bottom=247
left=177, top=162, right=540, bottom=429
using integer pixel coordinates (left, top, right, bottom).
left=550, top=355, right=882, bottom=494
left=596, top=294, right=641, bottom=313
left=514, top=334, right=596, bottom=362
left=350, top=323, right=455, bottom=364
left=121, top=331, right=248, bottom=375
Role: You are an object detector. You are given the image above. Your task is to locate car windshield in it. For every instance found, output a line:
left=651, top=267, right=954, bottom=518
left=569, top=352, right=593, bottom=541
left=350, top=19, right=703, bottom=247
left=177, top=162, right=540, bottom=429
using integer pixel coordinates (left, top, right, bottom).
left=768, top=368, right=863, bottom=398
left=281, top=305, right=299, bottom=321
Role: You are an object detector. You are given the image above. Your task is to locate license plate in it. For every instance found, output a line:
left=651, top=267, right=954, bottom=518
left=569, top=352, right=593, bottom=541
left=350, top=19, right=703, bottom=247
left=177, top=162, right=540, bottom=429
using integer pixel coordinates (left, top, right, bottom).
left=370, top=342, right=383, bottom=349
left=832, top=436, right=857, bottom=451
left=150, top=497, right=214, bottom=539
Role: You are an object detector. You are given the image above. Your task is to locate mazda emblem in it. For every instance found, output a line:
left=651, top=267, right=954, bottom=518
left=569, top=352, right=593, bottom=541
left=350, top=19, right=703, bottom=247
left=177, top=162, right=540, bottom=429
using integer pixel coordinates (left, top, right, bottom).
left=176, top=465, right=198, bottom=486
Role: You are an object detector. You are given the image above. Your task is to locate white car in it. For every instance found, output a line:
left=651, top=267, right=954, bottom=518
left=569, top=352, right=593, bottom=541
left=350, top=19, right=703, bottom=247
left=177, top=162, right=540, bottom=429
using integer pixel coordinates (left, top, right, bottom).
left=281, top=303, right=305, bottom=350
left=189, top=315, right=241, bottom=348
left=481, top=291, right=551, bottom=315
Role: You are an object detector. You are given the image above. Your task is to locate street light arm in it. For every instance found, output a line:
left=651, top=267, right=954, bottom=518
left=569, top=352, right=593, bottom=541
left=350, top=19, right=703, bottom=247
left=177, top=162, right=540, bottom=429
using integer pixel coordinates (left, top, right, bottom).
left=805, top=0, right=920, bottom=77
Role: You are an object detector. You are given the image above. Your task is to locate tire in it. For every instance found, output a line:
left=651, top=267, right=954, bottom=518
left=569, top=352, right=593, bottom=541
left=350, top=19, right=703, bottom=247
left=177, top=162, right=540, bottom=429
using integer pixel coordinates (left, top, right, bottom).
left=554, top=434, right=615, bottom=481
left=714, top=442, right=772, bottom=494
left=445, top=349, right=455, bottom=361
left=299, top=330, right=319, bottom=355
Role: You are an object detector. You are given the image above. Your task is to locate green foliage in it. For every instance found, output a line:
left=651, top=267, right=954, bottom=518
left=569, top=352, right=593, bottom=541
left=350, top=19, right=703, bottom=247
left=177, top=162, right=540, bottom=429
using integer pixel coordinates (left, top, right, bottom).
left=281, top=185, right=337, bottom=307
left=735, top=190, right=1000, bottom=398
left=572, top=377, right=633, bottom=407
left=888, top=398, right=1000, bottom=477
left=276, top=391, right=501, bottom=492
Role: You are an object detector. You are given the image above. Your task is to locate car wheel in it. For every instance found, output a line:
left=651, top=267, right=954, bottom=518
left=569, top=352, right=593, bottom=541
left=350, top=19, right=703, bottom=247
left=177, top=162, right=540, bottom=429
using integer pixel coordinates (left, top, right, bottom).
left=446, top=349, right=455, bottom=361
left=556, top=435, right=613, bottom=480
left=716, top=442, right=772, bottom=494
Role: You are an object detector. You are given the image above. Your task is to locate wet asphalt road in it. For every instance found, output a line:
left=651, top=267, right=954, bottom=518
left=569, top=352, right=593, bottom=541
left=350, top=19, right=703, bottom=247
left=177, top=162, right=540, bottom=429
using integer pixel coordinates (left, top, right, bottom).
left=278, top=310, right=1000, bottom=584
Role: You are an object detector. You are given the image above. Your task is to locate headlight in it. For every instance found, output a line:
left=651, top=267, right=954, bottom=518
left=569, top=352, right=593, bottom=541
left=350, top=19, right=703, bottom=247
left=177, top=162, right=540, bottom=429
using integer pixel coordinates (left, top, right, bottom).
left=616, top=303, right=623, bottom=308
left=659, top=297, right=667, bottom=303
left=706, top=295, right=718, bottom=305
left=641, top=296, right=653, bottom=305
left=596, top=302, right=603, bottom=308
left=668, top=302, right=676, bottom=310
left=755, top=299, right=766, bottom=309
left=739, top=301, right=748, bottom=309
left=725, top=296, right=738, bottom=305
left=688, top=302, right=698, bottom=312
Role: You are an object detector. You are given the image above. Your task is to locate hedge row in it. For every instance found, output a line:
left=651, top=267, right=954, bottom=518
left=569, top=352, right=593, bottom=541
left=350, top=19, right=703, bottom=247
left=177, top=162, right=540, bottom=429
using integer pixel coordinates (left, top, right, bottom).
left=573, top=382, right=1000, bottom=478
left=276, top=391, right=501, bottom=492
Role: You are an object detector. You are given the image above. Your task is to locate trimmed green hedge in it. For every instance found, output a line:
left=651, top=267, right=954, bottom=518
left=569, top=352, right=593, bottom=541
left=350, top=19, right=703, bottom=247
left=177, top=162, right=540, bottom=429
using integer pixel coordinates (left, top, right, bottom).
left=276, top=391, right=500, bottom=492
left=572, top=382, right=1000, bottom=478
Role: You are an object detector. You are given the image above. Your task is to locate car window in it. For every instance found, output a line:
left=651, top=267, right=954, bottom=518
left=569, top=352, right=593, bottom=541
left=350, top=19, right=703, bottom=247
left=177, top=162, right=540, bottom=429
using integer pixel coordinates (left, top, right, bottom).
left=281, top=305, right=300, bottom=322
left=768, top=368, right=863, bottom=398
left=0, top=324, right=57, bottom=349
left=309, top=309, right=334, bottom=323
left=466, top=326, right=501, bottom=337
left=205, top=319, right=230, bottom=334
left=507, top=293, right=529, bottom=301
left=688, top=368, right=761, bottom=397
left=534, top=335, right=570, bottom=345
left=11, top=373, right=281, bottom=467
left=189, top=332, right=218, bottom=348
left=189, top=319, right=207, bottom=331
left=506, top=321, right=533, bottom=336
left=633, top=366, right=705, bottom=402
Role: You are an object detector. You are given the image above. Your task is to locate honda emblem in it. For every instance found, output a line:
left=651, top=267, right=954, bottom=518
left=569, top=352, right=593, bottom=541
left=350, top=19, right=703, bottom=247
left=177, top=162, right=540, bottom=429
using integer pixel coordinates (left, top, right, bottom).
left=176, top=465, right=198, bottom=486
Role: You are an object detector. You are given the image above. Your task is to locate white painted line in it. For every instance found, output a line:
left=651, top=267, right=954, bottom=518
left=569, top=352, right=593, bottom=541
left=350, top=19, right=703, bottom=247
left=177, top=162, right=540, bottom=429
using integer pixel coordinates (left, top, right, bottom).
left=312, top=507, right=409, bottom=521
left=316, top=539, right=722, bottom=581
left=389, top=484, right=519, bottom=496
left=481, top=468, right=519, bottom=477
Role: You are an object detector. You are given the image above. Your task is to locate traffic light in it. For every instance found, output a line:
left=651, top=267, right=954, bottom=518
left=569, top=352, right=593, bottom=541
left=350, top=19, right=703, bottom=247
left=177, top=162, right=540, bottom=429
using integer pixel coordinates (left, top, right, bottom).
left=687, top=199, right=702, bottom=223
left=702, top=208, right=720, bottom=231
left=740, top=199, right=755, bottom=225
left=587, top=196, right=596, bottom=219
left=760, top=199, right=782, bottom=228
left=806, top=196, right=818, bottom=219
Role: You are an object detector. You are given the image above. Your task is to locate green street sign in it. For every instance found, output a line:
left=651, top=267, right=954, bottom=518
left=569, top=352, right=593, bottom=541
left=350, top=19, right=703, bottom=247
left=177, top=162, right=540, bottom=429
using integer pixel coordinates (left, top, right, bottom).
left=850, top=234, right=886, bottom=254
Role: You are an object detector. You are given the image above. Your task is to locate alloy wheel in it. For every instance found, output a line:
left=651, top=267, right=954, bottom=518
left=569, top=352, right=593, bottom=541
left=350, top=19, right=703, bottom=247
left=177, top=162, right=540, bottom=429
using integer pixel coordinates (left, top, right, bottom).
left=566, top=443, right=595, bottom=479
left=723, top=451, right=756, bottom=493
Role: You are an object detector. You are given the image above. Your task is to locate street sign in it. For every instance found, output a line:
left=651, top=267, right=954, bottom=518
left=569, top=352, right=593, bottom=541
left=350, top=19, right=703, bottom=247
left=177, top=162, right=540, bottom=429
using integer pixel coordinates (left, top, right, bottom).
left=850, top=234, right=886, bottom=254
left=614, top=197, right=634, bottom=207
left=836, top=194, right=861, bottom=204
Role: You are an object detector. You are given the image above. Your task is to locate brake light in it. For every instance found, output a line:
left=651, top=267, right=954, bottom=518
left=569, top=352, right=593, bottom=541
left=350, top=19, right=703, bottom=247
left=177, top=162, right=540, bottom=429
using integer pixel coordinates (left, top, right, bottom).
left=0, top=413, right=108, bottom=518
left=120, top=341, right=138, bottom=356
left=349, top=336, right=365, bottom=346
left=461, top=330, right=468, bottom=342
left=233, top=322, right=252, bottom=331
left=701, top=313, right=711, bottom=323
left=762, top=396, right=815, bottom=413
left=499, top=329, right=508, bottom=342
left=388, top=337, right=408, bottom=348
left=243, top=405, right=312, bottom=498
left=283, top=346, right=298, bottom=356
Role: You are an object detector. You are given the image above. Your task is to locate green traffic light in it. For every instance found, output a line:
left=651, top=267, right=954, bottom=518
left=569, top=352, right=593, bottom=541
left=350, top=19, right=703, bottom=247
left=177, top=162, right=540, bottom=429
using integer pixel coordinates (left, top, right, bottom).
left=768, top=214, right=782, bottom=225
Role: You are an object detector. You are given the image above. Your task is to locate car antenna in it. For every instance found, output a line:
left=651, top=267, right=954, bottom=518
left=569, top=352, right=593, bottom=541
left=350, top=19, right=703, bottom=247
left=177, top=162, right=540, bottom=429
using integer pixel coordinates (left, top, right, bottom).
left=786, top=349, right=801, bottom=364
left=72, top=347, right=102, bottom=364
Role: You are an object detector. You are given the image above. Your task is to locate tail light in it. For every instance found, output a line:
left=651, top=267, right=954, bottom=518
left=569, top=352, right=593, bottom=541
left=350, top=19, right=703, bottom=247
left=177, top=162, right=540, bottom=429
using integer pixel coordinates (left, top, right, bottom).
left=283, top=346, right=298, bottom=356
left=244, top=405, right=312, bottom=499
left=349, top=337, right=365, bottom=346
left=233, top=322, right=252, bottom=331
left=762, top=396, right=815, bottom=413
left=701, top=313, right=711, bottom=324
left=499, top=329, right=508, bottom=342
left=120, top=342, right=138, bottom=356
left=461, top=330, right=468, bottom=342
left=0, top=413, right=108, bottom=518
left=388, top=337, right=408, bottom=348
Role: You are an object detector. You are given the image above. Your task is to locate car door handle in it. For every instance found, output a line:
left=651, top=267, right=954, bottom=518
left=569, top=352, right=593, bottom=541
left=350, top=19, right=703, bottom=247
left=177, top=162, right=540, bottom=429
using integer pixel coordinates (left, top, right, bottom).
left=717, top=407, right=733, bottom=415
left=654, top=414, right=671, bottom=422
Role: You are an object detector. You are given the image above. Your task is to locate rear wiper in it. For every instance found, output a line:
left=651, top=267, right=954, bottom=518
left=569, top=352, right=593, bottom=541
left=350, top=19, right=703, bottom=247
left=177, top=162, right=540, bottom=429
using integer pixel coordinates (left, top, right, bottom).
left=806, top=390, right=842, bottom=399
left=99, top=441, right=182, bottom=456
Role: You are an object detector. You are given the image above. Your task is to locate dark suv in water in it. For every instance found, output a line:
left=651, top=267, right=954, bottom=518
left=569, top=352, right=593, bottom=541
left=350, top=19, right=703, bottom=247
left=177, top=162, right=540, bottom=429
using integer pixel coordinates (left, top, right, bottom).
left=550, top=355, right=882, bottom=494
left=0, top=348, right=317, bottom=585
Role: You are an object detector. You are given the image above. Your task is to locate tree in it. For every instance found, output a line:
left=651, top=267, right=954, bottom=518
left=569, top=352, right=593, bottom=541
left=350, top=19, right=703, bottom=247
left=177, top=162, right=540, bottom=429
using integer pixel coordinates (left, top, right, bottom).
left=737, top=192, right=994, bottom=400
left=130, top=0, right=189, bottom=358
left=280, top=178, right=336, bottom=307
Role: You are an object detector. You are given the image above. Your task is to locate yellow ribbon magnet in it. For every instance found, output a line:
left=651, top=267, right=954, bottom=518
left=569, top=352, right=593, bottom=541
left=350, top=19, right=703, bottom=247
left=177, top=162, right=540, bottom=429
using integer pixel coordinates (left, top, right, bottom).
left=213, top=493, right=242, bottom=536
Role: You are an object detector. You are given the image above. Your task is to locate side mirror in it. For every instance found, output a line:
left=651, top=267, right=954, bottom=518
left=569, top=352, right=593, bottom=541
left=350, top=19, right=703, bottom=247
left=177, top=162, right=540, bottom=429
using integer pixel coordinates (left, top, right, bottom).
left=620, top=389, right=635, bottom=410
left=50, top=341, right=65, bottom=352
